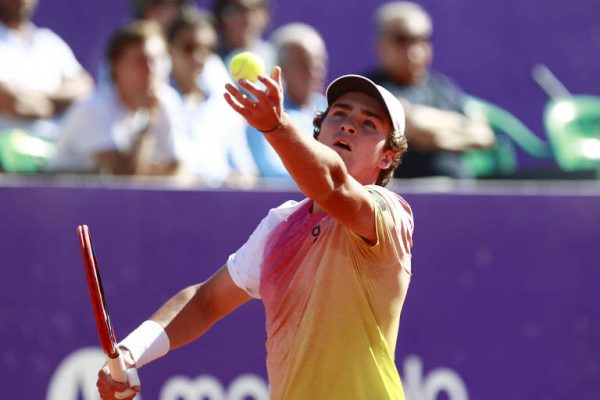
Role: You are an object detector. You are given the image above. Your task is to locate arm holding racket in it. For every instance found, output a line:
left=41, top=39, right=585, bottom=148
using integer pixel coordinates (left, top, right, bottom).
left=96, top=264, right=251, bottom=399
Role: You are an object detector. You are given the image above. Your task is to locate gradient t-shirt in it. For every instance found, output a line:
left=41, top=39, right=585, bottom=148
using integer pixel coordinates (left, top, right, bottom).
left=228, top=185, right=414, bottom=399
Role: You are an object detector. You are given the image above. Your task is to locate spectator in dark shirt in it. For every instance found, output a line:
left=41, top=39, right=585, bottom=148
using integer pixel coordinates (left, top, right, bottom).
left=365, top=1, right=494, bottom=178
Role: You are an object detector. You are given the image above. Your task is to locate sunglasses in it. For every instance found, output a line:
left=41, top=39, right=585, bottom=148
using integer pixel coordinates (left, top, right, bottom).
left=385, top=33, right=431, bottom=47
left=175, top=42, right=214, bottom=56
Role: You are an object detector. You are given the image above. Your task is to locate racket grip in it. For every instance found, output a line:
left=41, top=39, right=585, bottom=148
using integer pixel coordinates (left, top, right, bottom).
left=107, top=352, right=128, bottom=383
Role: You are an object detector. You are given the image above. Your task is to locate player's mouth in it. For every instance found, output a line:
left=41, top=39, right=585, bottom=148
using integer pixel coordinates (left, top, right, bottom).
left=332, top=138, right=352, bottom=152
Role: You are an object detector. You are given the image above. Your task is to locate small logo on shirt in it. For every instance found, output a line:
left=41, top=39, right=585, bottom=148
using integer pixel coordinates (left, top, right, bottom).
left=311, top=224, right=321, bottom=243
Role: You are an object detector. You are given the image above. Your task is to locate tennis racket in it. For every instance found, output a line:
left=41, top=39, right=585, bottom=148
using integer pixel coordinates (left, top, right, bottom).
left=77, top=225, right=133, bottom=390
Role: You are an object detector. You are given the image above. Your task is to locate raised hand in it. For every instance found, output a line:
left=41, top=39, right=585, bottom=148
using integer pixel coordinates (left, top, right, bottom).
left=224, top=67, right=286, bottom=133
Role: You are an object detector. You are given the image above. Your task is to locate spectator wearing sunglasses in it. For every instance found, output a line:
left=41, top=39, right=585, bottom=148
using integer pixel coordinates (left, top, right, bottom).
left=365, top=1, right=494, bottom=179
left=129, top=0, right=231, bottom=98
left=167, top=9, right=257, bottom=186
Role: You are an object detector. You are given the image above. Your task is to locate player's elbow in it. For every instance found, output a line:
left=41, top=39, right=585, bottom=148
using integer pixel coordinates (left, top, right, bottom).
left=302, top=163, right=348, bottom=204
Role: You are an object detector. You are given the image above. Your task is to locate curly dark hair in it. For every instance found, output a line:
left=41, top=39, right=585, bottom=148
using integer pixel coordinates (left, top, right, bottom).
left=312, top=108, right=408, bottom=187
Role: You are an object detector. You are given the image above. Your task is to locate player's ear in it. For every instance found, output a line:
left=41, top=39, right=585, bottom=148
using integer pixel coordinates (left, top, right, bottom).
left=378, top=150, right=396, bottom=169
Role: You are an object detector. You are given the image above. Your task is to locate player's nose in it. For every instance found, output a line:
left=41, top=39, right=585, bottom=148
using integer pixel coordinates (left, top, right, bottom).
left=339, top=119, right=356, bottom=135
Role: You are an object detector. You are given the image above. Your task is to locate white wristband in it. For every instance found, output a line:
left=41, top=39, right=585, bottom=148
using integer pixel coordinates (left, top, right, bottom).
left=119, top=320, right=170, bottom=368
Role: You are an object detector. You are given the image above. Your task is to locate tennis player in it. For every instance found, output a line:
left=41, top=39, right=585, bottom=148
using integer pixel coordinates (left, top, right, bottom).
left=97, top=68, right=414, bottom=400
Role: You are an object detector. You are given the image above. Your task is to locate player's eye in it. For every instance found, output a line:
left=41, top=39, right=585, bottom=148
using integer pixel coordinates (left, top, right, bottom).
left=363, top=119, right=376, bottom=129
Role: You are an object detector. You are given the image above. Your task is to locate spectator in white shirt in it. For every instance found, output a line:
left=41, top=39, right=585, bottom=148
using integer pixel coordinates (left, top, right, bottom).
left=167, top=9, right=256, bottom=186
left=47, top=21, right=190, bottom=175
left=0, top=0, right=93, bottom=139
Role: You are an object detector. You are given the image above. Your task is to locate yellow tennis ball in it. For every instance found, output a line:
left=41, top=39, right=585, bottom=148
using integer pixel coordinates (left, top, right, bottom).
left=229, top=51, right=266, bottom=82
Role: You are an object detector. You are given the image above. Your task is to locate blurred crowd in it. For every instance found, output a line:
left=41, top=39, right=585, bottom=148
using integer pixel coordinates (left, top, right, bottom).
left=0, top=0, right=596, bottom=184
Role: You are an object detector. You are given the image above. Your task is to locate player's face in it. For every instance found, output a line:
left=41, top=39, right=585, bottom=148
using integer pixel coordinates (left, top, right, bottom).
left=318, top=92, right=396, bottom=185
left=169, top=26, right=217, bottom=82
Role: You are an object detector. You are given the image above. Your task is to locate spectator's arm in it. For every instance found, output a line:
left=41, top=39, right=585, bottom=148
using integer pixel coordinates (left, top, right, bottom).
left=0, top=81, right=54, bottom=119
left=404, top=103, right=495, bottom=152
left=47, top=71, right=94, bottom=114
left=0, top=72, right=92, bottom=119
left=96, top=132, right=180, bottom=176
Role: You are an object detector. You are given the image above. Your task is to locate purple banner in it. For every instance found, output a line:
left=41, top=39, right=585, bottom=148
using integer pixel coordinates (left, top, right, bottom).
left=1, top=180, right=599, bottom=399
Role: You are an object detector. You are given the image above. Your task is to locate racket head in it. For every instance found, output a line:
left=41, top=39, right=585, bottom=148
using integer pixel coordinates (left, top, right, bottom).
left=77, top=225, right=120, bottom=359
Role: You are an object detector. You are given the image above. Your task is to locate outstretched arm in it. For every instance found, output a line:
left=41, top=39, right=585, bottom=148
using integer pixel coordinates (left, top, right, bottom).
left=224, top=68, right=380, bottom=242
left=150, top=265, right=252, bottom=349
left=97, top=265, right=251, bottom=400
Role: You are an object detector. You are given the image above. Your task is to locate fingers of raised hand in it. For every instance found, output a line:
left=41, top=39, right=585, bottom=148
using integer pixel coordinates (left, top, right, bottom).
left=238, top=79, right=273, bottom=107
left=224, top=84, right=255, bottom=109
left=258, top=68, right=283, bottom=101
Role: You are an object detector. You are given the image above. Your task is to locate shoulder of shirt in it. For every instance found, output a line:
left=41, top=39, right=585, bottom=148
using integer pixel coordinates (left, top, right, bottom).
left=247, top=198, right=306, bottom=232
left=31, top=25, right=70, bottom=45
left=63, top=86, right=108, bottom=117
left=269, top=198, right=305, bottom=212
left=366, top=185, right=413, bottom=220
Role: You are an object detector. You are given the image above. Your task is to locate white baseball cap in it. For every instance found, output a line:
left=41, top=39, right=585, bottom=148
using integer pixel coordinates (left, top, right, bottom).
left=326, top=74, right=406, bottom=136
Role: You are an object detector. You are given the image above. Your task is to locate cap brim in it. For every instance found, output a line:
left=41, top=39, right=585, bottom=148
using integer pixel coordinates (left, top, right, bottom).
left=326, top=75, right=405, bottom=134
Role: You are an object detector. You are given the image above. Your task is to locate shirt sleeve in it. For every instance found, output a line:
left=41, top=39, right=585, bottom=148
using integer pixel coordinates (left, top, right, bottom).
left=227, top=199, right=303, bottom=298
left=347, top=186, right=414, bottom=274
left=44, top=29, right=86, bottom=80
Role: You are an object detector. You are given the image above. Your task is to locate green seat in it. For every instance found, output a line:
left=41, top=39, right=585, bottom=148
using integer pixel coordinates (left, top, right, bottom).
left=0, top=129, right=56, bottom=173
left=462, top=96, right=551, bottom=178
left=543, top=95, right=600, bottom=173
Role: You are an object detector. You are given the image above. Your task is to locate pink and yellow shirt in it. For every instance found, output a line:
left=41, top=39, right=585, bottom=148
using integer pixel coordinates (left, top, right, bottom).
left=228, top=185, right=414, bottom=399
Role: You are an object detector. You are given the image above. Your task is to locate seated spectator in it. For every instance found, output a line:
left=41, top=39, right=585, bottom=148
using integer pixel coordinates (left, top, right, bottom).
left=167, top=9, right=256, bottom=186
left=47, top=21, right=190, bottom=175
left=212, top=0, right=276, bottom=72
left=131, top=0, right=230, bottom=99
left=247, top=23, right=327, bottom=177
left=0, top=0, right=92, bottom=140
left=365, top=1, right=494, bottom=178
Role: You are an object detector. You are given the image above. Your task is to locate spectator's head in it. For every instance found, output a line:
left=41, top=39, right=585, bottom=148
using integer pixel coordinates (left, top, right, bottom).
left=313, top=75, right=408, bottom=187
left=106, top=21, right=167, bottom=102
left=213, top=0, right=270, bottom=52
left=131, top=0, right=193, bottom=32
left=0, top=0, right=38, bottom=27
left=375, top=1, right=433, bottom=85
left=270, top=23, right=328, bottom=107
left=167, top=9, right=217, bottom=93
